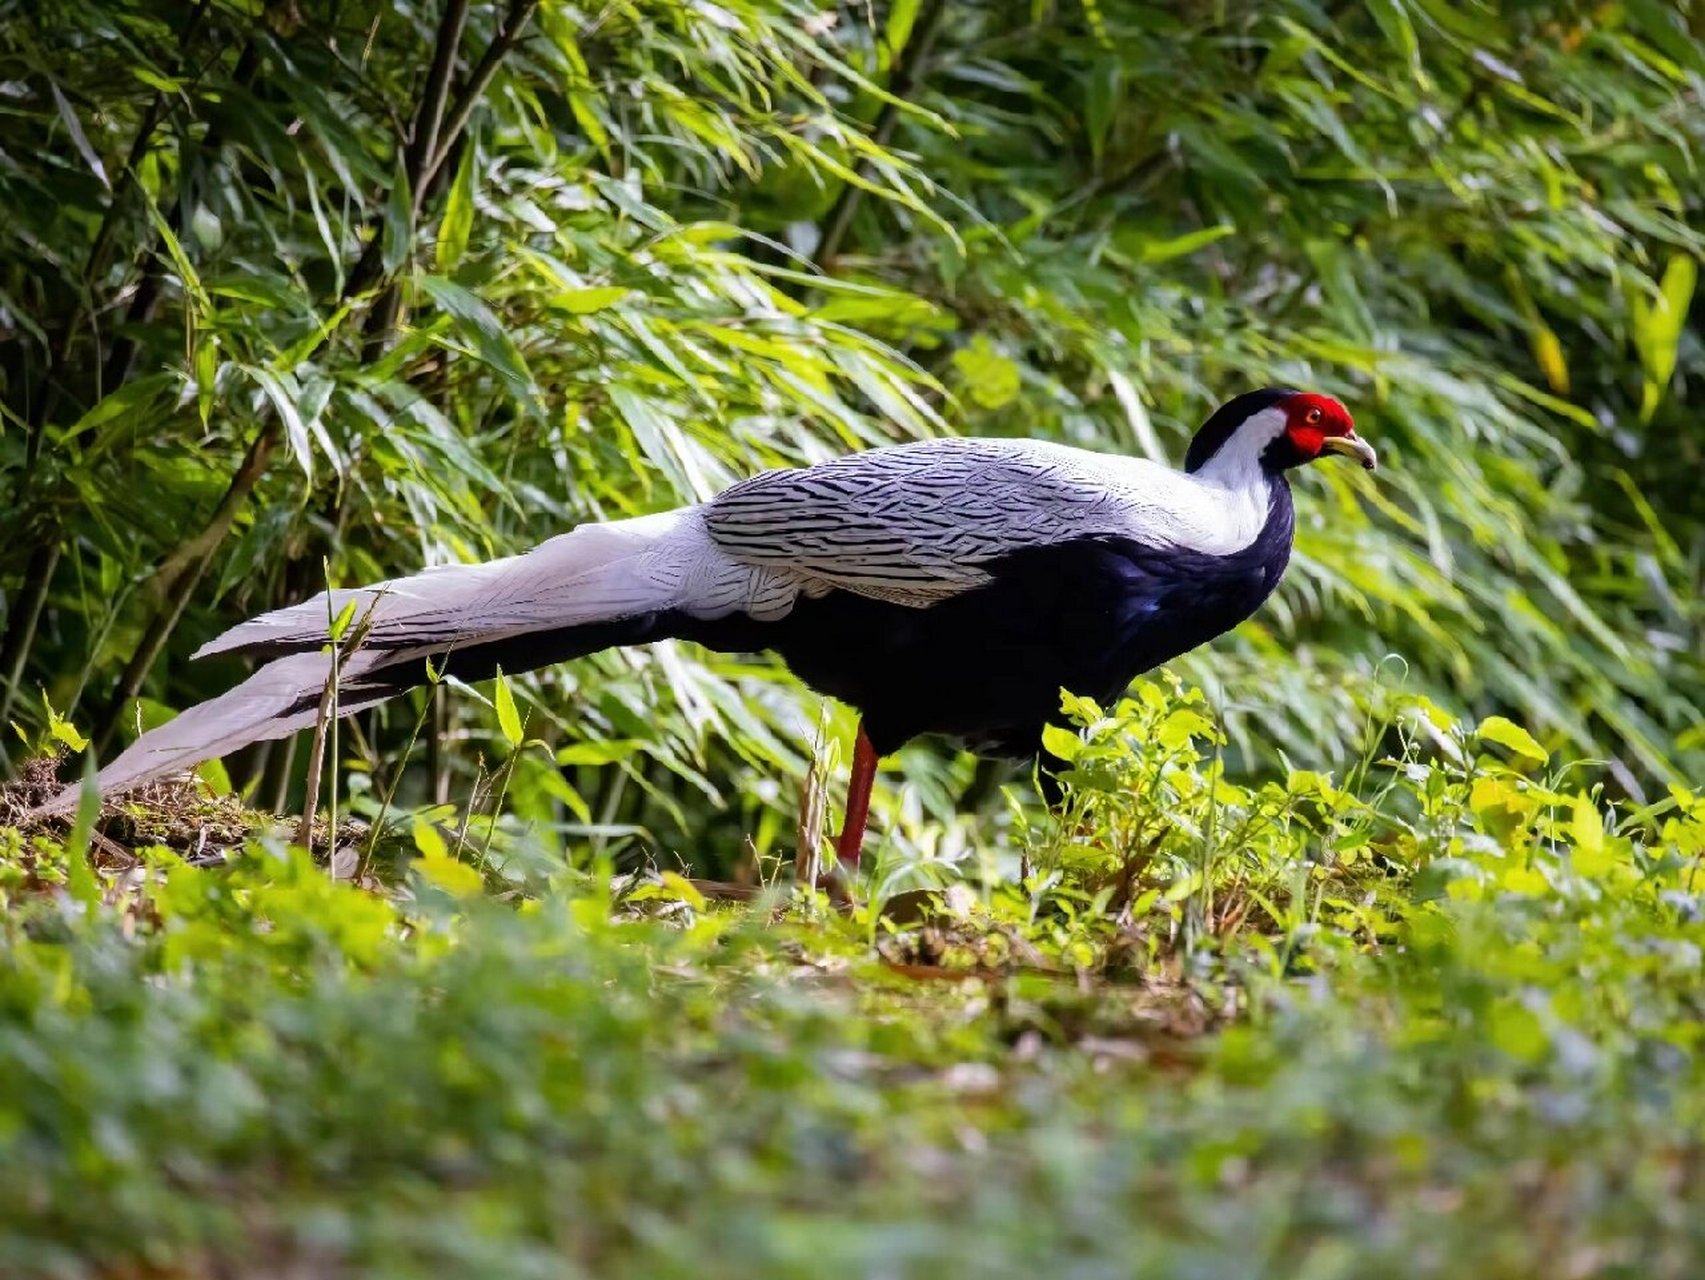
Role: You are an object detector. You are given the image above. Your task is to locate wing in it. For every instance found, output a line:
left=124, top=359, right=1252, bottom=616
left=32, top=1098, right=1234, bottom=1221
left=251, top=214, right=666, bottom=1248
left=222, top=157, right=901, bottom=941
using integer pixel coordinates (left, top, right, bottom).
left=702, top=437, right=1260, bottom=606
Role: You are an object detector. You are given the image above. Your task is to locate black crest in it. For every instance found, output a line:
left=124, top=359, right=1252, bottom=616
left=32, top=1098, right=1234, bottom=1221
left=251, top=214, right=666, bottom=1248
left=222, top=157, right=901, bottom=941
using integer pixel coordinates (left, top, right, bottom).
left=1183, top=387, right=1297, bottom=474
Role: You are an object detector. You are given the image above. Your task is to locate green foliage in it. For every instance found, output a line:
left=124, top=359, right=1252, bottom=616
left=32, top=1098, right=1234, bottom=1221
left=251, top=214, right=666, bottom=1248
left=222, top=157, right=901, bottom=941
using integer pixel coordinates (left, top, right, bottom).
left=4, top=684, right=1705, bottom=1274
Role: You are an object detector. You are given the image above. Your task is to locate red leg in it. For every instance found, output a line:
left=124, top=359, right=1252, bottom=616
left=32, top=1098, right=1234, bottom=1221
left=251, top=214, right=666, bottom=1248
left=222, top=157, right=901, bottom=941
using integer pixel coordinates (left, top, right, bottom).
left=834, top=724, right=879, bottom=870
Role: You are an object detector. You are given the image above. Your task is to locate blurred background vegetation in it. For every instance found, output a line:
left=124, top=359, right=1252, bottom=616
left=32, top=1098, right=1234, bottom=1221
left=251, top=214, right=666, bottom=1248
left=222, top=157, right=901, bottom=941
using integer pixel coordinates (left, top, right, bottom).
left=1, top=0, right=1701, bottom=876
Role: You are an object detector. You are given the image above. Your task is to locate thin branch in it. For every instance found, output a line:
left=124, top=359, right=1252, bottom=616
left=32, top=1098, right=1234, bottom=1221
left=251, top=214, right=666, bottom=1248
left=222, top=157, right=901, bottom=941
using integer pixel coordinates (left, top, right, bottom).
left=405, top=0, right=471, bottom=214
left=93, top=421, right=280, bottom=754
left=297, top=596, right=379, bottom=853
left=814, top=0, right=948, bottom=270
left=0, top=544, right=62, bottom=725
left=419, top=0, right=541, bottom=201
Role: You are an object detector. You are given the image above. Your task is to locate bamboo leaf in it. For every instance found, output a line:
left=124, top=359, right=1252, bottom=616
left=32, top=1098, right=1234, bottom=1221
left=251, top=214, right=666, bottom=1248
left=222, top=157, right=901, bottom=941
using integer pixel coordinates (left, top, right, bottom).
left=418, top=275, right=537, bottom=405
left=143, top=200, right=210, bottom=313
left=493, top=667, right=524, bottom=749
left=435, top=142, right=477, bottom=273
left=383, top=155, right=415, bottom=275
left=550, top=286, right=632, bottom=314
left=49, top=81, right=109, bottom=190
left=247, top=366, right=313, bottom=480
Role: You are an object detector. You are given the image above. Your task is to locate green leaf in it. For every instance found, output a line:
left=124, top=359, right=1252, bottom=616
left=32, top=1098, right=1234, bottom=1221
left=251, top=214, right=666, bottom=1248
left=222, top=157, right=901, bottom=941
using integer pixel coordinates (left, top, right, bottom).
left=555, top=739, right=643, bottom=766
left=1632, top=255, right=1696, bottom=421
left=247, top=366, right=313, bottom=480
left=143, top=199, right=209, bottom=312
left=43, top=693, right=88, bottom=753
left=1156, top=709, right=1216, bottom=751
left=569, top=94, right=611, bottom=160
left=1528, top=323, right=1569, bottom=395
left=418, top=275, right=536, bottom=404
left=383, top=155, right=414, bottom=275
left=194, top=338, right=218, bottom=427
left=1135, top=224, right=1235, bottom=264
left=1084, top=61, right=1121, bottom=165
left=493, top=667, right=524, bottom=749
left=131, top=66, right=184, bottom=93
left=1475, top=716, right=1549, bottom=766
left=951, top=335, right=1021, bottom=410
left=1042, top=723, right=1081, bottom=762
left=416, top=852, right=484, bottom=898
left=1364, top=0, right=1422, bottom=76
left=1571, top=793, right=1606, bottom=861
left=551, top=286, right=632, bottom=315
left=659, top=871, right=706, bottom=911
left=435, top=141, right=477, bottom=273
left=50, top=81, right=109, bottom=190
left=411, top=815, right=449, bottom=861
left=1489, top=999, right=1548, bottom=1063
left=884, top=0, right=924, bottom=58
left=327, top=599, right=358, bottom=643
left=64, top=756, right=102, bottom=908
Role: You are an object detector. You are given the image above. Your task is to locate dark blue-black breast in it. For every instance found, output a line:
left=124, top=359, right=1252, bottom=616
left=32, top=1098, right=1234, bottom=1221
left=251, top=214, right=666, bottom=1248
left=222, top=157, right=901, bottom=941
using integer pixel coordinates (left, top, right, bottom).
left=670, top=479, right=1296, bottom=756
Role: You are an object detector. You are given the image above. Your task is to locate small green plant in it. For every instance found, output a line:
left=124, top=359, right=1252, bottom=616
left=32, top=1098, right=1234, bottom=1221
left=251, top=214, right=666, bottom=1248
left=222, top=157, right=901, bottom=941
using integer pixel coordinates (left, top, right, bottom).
left=8, top=692, right=86, bottom=760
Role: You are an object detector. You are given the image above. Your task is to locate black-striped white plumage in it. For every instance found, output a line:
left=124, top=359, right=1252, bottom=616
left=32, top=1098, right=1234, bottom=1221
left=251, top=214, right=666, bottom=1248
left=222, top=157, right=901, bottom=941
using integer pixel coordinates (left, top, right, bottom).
left=43, top=387, right=1375, bottom=857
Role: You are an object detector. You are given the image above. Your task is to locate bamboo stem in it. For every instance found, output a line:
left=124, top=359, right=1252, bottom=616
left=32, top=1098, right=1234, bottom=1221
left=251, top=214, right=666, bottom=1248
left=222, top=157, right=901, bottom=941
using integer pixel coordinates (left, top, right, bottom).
left=352, top=0, right=539, bottom=343
left=814, top=0, right=947, bottom=270
left=421, top=0, right=541, bottom=198
left=0, top=543, right=62, bottom=727
left=406, top=0, right=471, bottom=212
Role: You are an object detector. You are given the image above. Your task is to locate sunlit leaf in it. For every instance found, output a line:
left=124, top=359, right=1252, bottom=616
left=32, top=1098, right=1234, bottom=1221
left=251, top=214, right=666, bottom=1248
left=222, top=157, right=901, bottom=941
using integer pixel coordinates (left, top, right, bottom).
left=494, top=667, right=524, bottom=749
left=1041, top=723, right=1081, bottom=762
left=435, top=142, right=477, bottom=273
left=1476, top=717, right=1549, bottom=767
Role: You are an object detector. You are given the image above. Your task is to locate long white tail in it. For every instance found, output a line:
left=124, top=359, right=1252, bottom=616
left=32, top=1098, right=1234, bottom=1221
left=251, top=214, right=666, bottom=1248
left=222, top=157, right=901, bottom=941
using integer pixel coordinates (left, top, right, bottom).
left=36, top=508, right=748, bottom=814
left=196, top=510, right=693, bottom=661
left=50, top=649, right=402, bottom=812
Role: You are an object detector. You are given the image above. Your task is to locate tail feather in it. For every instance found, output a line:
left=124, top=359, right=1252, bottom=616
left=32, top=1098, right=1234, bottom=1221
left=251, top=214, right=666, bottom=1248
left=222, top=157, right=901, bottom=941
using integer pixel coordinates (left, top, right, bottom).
left=34, top=508, right=756, bottom=815
left=36, top=650, right=396, bottom=814
left=197, top=511, right=689, bottom=661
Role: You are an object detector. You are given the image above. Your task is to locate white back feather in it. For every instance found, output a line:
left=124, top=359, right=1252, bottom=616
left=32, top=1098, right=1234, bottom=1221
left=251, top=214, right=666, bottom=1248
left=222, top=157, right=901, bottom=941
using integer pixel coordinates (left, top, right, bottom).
left=703, top=434, right=1277, bottom=604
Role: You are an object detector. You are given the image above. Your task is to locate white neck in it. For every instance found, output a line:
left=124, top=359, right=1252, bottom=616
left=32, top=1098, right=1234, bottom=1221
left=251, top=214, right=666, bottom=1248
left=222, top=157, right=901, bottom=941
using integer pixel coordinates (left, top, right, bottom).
left=1192, top=405, right=1288, bottom=492
left=1153, top=404, right=1286, bottom=554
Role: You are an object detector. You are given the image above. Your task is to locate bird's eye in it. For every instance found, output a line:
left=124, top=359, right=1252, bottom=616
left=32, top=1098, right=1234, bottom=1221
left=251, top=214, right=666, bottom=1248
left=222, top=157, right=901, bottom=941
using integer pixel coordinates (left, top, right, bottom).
left=1305, top=408, right=1323, bottom=425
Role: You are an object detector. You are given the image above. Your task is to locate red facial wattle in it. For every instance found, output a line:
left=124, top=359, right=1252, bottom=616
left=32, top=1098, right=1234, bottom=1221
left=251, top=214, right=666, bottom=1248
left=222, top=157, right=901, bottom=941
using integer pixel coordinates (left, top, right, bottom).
left=1281, top=392, right=1374, bottom=469
left=1289, top=422, right=1327, bottom=456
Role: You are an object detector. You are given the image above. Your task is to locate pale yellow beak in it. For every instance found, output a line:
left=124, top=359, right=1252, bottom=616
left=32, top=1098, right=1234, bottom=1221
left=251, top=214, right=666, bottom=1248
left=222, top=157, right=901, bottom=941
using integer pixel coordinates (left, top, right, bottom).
left=1322, top=433, right=1378, bottom=471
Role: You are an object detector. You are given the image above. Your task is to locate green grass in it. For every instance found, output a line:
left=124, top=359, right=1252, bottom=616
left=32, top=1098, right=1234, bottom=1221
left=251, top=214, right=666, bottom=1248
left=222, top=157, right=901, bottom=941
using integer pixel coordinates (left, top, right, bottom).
left=3, top=680, right=1704, bottom=1278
